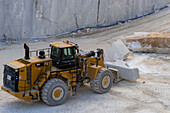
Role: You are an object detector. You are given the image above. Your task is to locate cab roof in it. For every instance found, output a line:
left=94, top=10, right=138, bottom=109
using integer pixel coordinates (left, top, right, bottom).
left=50, top=41, right=76, bottom=48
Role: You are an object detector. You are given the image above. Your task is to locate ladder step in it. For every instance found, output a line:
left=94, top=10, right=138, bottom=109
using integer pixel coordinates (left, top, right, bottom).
left=34, top=85, right=38, bottom=89
left=72, top=86, right=77, bottom=96
left=40, top=78, right=44, bottom=81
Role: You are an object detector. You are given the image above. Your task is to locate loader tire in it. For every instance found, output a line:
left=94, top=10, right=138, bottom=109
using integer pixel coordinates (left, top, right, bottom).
left=90, top=68, right=113, bottom=94
left=41, top=78, right=68, bottom=106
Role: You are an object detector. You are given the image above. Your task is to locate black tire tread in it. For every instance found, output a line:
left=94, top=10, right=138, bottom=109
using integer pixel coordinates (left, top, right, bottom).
left=41, top=78, right=68, bottom=106
left=90, top=68, right=113, bottom=94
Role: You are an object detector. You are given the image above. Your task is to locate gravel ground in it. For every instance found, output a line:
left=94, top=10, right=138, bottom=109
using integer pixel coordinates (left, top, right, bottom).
left=0, top=7, right=170, bottom=113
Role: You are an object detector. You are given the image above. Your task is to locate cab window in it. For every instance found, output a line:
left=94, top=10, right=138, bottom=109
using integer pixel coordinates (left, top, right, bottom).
left=51, top=47, right=61, bottom=58
left=63, top=47, right=75, bottom=59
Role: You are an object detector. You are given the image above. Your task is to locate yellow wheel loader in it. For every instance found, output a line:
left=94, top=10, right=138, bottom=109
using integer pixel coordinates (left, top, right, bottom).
left=1, top=40, right=137, bottom=106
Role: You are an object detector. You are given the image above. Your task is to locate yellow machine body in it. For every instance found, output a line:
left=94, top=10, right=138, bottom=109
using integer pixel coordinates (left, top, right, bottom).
left=1, top=41, right=112, bottom=103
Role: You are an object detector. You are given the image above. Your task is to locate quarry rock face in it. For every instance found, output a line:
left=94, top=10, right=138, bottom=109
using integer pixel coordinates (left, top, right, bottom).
left=0, top=0, right=168, bottom=39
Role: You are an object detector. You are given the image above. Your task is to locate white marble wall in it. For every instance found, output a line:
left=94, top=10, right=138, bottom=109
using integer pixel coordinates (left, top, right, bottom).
left=0, top=0, right=168, bottom=39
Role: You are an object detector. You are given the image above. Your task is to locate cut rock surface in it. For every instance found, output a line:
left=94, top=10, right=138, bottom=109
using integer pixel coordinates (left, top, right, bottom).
left=104, top=40, right=130, bottom=61
left=105, top=60, right=140, bottom=81
left=126, top=32, right=170, bottom=53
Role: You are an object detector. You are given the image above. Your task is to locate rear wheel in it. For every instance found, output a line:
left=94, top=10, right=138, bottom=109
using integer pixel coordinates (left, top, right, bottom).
left=41, top=78, right=68, bottom=106
left=90, top=68, right=113, bottom=94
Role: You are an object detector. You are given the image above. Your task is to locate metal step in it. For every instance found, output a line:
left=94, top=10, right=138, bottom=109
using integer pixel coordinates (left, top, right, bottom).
left=34, top=77, right=45, bottom=89
left=34, top=85, right=38, bottom=89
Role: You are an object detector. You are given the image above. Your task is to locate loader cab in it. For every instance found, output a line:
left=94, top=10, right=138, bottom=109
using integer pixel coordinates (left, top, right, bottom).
left=50, top=41, right=77, bottom=69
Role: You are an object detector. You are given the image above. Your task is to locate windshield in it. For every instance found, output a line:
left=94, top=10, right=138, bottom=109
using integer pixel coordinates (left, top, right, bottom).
left=63, top=47, right=75, bottom=60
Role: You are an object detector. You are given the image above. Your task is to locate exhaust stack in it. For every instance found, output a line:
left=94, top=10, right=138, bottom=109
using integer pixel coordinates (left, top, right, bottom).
left=24, top=43, right=30, bottom=60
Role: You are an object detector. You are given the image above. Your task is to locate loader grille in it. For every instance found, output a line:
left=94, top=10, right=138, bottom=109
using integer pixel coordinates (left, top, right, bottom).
left=3, top=65, right=19, bottom=92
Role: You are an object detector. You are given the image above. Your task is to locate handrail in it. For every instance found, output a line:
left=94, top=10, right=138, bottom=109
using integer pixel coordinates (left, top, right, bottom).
left=30, top=48, right=51, bottom=57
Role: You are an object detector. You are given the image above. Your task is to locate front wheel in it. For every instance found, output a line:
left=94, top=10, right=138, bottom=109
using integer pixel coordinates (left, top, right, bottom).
left=41, top=78, right=68, bottom=106
left=90, top=68, right=113, bottom=94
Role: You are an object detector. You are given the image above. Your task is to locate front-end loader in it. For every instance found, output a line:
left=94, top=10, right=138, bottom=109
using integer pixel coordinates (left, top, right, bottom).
left=1, top=40, right=138, bottom=106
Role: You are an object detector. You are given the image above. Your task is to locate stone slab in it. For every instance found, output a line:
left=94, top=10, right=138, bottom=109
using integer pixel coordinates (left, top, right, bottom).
left=105, top=40, right=130, bottom=61
left=126, top=32, right=170, bottom=53
left=105, top=61, right=140, bottom=81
